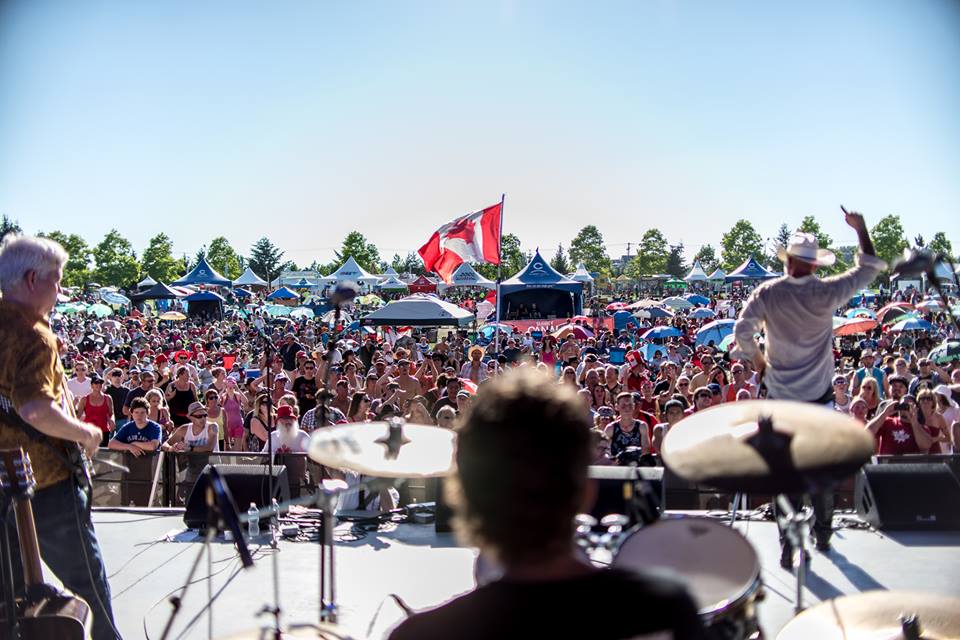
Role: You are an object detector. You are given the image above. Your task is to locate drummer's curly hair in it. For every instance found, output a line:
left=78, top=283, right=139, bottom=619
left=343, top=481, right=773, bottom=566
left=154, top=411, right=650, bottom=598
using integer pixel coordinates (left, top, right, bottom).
left=446, top=368, right=592, bottom=566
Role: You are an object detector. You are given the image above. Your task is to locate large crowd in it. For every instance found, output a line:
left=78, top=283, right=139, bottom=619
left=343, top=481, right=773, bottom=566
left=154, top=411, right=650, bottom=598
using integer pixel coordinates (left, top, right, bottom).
left=54, top=280, right=960, bottom=469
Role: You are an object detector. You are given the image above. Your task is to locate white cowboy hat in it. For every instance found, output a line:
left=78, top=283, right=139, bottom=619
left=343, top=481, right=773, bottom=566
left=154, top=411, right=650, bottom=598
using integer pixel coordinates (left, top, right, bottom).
left=777, top=232, right=836, bottom=267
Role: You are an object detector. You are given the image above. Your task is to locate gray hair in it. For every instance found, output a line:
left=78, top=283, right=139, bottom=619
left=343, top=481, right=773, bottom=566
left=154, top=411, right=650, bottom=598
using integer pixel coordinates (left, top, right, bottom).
left=0, top=234, right=68, bottom=291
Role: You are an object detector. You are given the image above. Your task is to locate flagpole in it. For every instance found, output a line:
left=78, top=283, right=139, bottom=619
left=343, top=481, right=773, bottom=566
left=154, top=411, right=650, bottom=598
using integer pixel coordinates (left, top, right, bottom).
left=494, top=193, right=505, bottom=360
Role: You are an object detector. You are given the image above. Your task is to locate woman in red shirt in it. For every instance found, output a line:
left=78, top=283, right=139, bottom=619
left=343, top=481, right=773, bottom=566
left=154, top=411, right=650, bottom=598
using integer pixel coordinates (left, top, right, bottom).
left=78, top=374, right=115, bottom=446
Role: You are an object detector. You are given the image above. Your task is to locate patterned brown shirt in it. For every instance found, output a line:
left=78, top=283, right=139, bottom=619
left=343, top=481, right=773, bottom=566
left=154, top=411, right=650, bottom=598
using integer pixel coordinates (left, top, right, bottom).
left=0, top=300, right=72, bottom=489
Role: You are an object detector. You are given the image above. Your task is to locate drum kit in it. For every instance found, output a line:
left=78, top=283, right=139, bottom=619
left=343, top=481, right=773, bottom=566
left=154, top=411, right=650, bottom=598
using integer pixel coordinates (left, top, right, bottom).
left=208, top=402, right=956, bottom=640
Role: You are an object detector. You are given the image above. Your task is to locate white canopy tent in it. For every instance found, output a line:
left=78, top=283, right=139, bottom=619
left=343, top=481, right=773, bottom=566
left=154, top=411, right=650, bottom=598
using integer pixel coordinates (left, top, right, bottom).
left=439, top=262, right=496, bottom=291
left=136, top=275, right=157, bottom=289
left=707, top=268, right=727, bottom=281
left=320, top=256, right=381, bottom=285
left=569, top=263, right=595, bottom=284
left=233, top=267, right=269, bottom=288
left=377, top=275, right=410, bottom=291
left=360, top=294, right=475, bottom=327
left=684, top=260, right=709, bottom=283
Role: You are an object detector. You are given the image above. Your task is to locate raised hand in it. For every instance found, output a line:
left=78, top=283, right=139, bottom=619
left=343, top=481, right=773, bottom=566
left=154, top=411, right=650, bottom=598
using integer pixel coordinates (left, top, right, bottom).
left=841, top=205, right=867, bottom=232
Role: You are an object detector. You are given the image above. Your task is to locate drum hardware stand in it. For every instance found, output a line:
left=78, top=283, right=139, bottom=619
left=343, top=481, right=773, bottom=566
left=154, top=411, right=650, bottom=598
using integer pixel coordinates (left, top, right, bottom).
left=775, top=495, right=813, bottom=615
left=728, top=492, right=747, bottom=526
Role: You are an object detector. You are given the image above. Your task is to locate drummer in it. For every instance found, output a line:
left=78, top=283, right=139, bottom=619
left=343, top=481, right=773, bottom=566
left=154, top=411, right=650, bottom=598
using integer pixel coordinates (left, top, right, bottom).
left=388, top=368, right=702, bottom=640
left=733, top=208, right=885, bottom=569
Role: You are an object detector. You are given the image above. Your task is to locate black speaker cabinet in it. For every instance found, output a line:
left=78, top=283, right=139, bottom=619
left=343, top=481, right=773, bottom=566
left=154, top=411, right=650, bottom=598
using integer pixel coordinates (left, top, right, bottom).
left=184, top=464, right=290, bottom=530
left=855, top=463, right=960, bottom=531
left=587, top=465, right=664, bottom=527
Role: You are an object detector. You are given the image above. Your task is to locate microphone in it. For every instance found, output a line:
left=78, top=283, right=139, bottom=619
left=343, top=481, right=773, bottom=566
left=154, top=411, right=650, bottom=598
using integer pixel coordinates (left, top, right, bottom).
left=892, top=249, right=938, bottom=277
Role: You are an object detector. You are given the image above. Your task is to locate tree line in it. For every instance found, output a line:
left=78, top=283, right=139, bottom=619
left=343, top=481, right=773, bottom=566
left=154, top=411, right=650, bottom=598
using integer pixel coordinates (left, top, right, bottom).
left=0, top=213, right=953, bottom=289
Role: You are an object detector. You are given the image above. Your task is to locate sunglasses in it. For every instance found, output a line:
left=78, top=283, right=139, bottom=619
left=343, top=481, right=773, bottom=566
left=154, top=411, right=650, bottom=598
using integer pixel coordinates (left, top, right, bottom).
left=190, top=413, right=208, bottom=419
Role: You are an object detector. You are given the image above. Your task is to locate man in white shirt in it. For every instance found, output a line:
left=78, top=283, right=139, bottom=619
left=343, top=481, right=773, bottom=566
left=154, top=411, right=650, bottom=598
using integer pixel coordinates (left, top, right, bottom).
left=262, top=405, right=310, bottom=453
left=67, top=359, right=92, bottom=402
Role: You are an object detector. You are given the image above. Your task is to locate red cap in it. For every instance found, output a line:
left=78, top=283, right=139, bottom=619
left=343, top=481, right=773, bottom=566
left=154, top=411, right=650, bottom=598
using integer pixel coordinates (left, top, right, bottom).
left=276, top=405, right=296, bottom=421
left=155, top=354, right=168, bottom=363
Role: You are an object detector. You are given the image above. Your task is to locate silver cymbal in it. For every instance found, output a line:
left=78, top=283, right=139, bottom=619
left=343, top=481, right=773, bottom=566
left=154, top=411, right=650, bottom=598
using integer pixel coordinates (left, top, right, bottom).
left=308, top=421, right=456, bottom=478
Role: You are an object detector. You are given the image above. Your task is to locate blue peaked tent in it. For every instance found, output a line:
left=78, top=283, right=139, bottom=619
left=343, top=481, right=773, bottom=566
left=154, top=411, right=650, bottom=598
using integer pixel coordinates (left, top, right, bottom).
left=171, top=257, right=232, bottom=286
left=724, top=256, right=779, bottom=283
left=499, top=249, right=583, bottom=319
left=184, top=290, right=225, bottom=320
left=266, top=287, right=300, bottom=301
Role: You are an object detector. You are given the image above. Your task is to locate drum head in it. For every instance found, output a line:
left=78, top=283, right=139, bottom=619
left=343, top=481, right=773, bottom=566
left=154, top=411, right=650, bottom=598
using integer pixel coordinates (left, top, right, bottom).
left=612, top=517, right=760, bottom=617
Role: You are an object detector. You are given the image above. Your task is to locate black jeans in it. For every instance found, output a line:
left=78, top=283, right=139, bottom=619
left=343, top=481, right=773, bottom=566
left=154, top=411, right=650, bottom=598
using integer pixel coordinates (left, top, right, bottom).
left=2, top=479, right=119, bottom=639
left=774, top=490, right=835, bottom=550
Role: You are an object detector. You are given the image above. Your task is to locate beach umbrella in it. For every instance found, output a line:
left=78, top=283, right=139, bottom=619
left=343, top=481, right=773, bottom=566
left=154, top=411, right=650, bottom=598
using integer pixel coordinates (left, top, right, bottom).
left=888, top=317, right=933, bottom=333
left=553, top=324, right=594, bottom=340
left=289, top=307, right=315, bottom=319
left=158, top=311, right=187, bottom=321
left=718, top=334, right=736, bottom=352
left=86, top=303, right=114, bottom=318
left=877, top=302, right=914, bottom=323
left=479, top=323, right=514, bottom=339
left=641, top=326, right=682, bottom=341
left=916, top=299, right=943, bottom=312
left=100, top=290, right=130, bottom=305
left=605, top=302, right=627, bottom=312
left=688, top=307, right=716, bottom=320
left=834, top=317, right=879, bottom=336
left=661, top=296, right=694, bottom=310
left=845, top=307, right=877, bottom=319
left=626, top=299, right=661, bottom=310
left=634, top=306, right=674, bottom=320
left=571, top=315, right=592, bottom=323
left=929, top=341, right=960, bottom=365
left=684, top=294, right=710, bottom=306
left=357, top=294, right=384, bottom=307
left=695, top=319, right=736, bottom=347
left=265, top=305, right=292, bottom=317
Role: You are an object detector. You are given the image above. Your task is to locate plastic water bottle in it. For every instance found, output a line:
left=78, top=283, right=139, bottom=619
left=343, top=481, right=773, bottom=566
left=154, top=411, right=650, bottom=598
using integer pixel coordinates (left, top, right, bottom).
left=247, top=503, right=260, bottom=539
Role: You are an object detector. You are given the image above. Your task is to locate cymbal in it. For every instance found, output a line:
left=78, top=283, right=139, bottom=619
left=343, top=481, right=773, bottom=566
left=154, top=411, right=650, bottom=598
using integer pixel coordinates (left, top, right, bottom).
left=308, top=421, right=456, bottom=478
left=218, top=623, right=361, bottom=639
left=660, top=400, right=874, bottom=494
left=777, top=590, right=960, bottom=640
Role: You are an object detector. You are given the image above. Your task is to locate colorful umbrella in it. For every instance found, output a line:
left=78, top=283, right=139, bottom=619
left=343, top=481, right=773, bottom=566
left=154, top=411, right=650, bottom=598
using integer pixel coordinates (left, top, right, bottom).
left=605, top=302, right=627, bottom=312
left=929, top=341, right=960, bottom=365
left=916, top=299, right=943, bottom=312
left=695, top=319, right=736, bottom=346
left=571, top=315, right=592, bottom=323
left=688, top=307, right=716, bottom=320
left=357, top=294, right=385, bottom=307
left=661, top=296, right=694, bottom=310
left=265, top=305, right=292, bottom=317
left=642, top=326, right=683, bottom=341
left=100, top=290, right=131, bottom=305
left=833, top=317, right=879, bottom=336
left=553, top=324, right=594, bottom=340
left=718, top=334, right=736, bottom=352
left=289, top=307, right=315, bottom=319
left=888, top=317, right=933, bottom=332
left=684, top=294, right=710, bottom=306
left=877, top=302, right=914, bottom=322
left=626, top=299, right=661, bottom=310
left=845, top=307, right=877, bottom=319
left=159, top=311, right=187, bottom=321
left=86, top=303, right=114, bottom=318
left=633, top=306, right=674, bottom=320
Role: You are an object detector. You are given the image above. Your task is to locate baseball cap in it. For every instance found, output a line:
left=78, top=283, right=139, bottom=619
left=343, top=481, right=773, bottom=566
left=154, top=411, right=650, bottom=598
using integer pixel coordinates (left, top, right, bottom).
left=707, top=383, right=722, bottom=395
left=187, top=401, right=206, bottom=415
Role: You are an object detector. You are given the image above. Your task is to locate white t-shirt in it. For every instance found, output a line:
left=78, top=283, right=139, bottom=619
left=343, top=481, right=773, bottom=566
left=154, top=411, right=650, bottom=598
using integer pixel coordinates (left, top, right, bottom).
left=261, top=427, right=310, bottom=453
left=67, top=376, right=92, bottom=400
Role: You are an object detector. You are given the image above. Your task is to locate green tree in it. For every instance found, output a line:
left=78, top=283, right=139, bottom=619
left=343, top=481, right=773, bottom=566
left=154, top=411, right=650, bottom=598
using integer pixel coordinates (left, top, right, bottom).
left=334, top=231, right=380, bottom=274
left=637, top=229, right=670, bottom=275
left=206, top=236, right=242, bottom=279
left=568, top=225, right=611, bottom=274
left=248, top=237, right=285, bottom=284
left=665, top=242, right=687, bottom=278
left=92, top=229, right=140, bottom=287
left=140, top=233, right=181, bottom=283
left=870, top=215, right=909, bottom=270
left=550, top=244, right=571, bottom=275
left=475, top=233, right=524, bottom=280
left=796, top=215, right=848, bottom=275
left=768, top=223, right=792, bottom=268
left=0, top=214, right=21, bottom=241
left=37, top=231, right=92, bottom=286
left=692, top=244, right=720, bottom=273
left=720, top=219, right=764, bottom=270
left=928, top=232, right=954, bottom=260
left=391, top=252, right=426, bottom=276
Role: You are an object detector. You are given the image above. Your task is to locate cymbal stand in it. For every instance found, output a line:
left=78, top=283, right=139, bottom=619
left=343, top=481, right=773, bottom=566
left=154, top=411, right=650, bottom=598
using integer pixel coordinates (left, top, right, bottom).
left=318, top=485, right=338, bottom=624
left=776, top=495, right=813, bottom=615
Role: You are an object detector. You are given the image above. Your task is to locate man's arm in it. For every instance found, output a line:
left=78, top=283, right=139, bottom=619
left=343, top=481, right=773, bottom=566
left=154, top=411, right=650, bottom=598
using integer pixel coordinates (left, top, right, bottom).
left=904, top=406, right=936, bottom=451
left=865, top=403, right=895, bottom=435
left=19, top=399, right=103, bottom=459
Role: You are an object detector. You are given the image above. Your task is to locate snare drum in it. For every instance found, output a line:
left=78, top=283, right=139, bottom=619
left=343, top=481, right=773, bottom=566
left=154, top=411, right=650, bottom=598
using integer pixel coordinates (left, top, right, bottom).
left=613, top=517, right=763, bottom=640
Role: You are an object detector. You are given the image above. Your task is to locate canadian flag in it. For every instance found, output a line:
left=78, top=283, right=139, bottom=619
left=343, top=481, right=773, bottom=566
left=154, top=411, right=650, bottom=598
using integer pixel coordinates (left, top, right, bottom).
left=418, top=203, right=501, bottom=283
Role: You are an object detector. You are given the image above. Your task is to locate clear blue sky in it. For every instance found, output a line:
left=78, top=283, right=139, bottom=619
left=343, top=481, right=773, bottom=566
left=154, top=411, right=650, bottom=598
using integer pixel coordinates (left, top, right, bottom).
left=1, top=0, right=958, bottom=266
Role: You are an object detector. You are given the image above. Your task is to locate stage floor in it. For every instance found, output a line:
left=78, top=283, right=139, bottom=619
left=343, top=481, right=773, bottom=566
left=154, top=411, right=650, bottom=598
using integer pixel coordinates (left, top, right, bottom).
left=84, top=509, right=960, bottom=639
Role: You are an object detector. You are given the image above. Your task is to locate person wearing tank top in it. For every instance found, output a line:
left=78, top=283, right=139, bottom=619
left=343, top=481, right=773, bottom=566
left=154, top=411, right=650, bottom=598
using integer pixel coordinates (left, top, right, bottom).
left=161, top=401, right=218, bottom=454
left=165, top=366, right=198, bottom=426
left=77, top=375, right=115, bottom=446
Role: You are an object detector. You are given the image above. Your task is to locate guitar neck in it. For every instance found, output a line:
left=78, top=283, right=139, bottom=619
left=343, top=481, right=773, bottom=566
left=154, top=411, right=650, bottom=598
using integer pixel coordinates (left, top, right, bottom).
left=14, top=498, right=44, bottom=587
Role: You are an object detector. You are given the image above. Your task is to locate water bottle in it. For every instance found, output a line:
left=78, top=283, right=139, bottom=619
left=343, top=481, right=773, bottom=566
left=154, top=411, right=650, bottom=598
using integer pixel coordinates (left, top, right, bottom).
left=247, top=503, right=260, bottom=539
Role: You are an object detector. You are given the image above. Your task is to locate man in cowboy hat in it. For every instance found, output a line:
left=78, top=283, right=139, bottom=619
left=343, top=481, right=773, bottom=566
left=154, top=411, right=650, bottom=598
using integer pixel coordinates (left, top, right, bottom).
left=460, top=346, right=488, bottom=384
left=733, top=207, right=886, bottom=567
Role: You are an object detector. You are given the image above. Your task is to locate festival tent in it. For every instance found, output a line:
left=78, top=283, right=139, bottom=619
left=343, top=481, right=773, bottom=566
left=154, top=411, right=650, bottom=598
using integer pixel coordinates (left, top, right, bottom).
left=136, top=275, right=157, bottom=289
left=266, top=287, right=300, bottom=301
left=707, top=268, right=726, bottom=281
left=184, top=290, right=225, bottom=320
left=499, top=249, right=583, bottom=320
left=724, top=256, right=779, bottom=283
left=408, top=275, right=438, bottom=294
left=377, top=276, right=409, bottom=291
left=664, top=278, right=687, bottom=290
left=360, top=294, right=474, bottom=327
left=130, top=282, right=184, bottom=301
left=382, top=266, right=400, bottom=277
left=683, top=260, right=709, bottom=283
left=233, top=267, right=268, bottom=288
left=319, top=257, right=380, bottom=285
left=569, top=264, right=595, bottom=285
left=171, top=257, right=232, bottom=287
left=441, top=262, right=496, bottom=291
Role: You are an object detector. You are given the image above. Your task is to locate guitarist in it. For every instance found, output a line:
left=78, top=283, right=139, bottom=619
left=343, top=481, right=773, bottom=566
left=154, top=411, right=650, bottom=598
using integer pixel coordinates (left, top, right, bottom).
left=0, top=235, right=120, bottom=639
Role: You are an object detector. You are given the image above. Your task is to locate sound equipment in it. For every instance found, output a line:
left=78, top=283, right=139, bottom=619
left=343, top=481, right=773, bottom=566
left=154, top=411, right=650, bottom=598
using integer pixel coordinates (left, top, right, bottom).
left=0, top=449, right=92, bottom=640
left=855, top=463, right=960, bottom=531
left=429, top=477, right=453, bottom=533
left=588, top=466, right=663, bottom=527
left=184, top=464, right=290, bottom=530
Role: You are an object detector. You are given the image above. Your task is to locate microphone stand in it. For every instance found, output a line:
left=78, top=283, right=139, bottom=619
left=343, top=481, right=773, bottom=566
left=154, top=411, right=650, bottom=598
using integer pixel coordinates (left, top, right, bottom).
left=256, top=324, right=282, bottom=638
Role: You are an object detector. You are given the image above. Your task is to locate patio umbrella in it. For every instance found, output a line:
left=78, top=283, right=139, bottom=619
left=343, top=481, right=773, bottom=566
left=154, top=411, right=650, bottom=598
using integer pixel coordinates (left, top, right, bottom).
left=571, top=315, right=592, bottom=323
left=845, top=307, right=877, bottom=319
left=86, top=303, right=114, bottom=318
left=661, top=296, right=694, bottom=310
left=833, top=317, right=879, bottom=336
left=929, top=340, right=960, bottom=365
left=158, top=311, right=187, bottom=321
left=688, top=307, right=716, bottom=320
left=695, top=319, right=736, bottom=347
left=641, top=326, right=682, bottom=341
left=100, top=290, right=131, bottom=305
left=605, top=302, right=627, bottom=312
left=626, top=299, right=661, bottom=310
left=877, top=302, right=914, bottom=323
left=916, top=299, right=943, bottom=312
left=684, top=294, right=710, bottom=306
left=357, top=294, right=384, bottom=307
left=634, top=306, right=674, bottom=320
left=265, top=305, right=292, bottom=317
left=888, top=317, right=933, bottom=332
left=553, top=324, right=594, bottom=340
left=718, top=334, right=736, bottom=352
left=289, top=307, right=315, bottom=319
left=479, top=323, right=514, bottom=339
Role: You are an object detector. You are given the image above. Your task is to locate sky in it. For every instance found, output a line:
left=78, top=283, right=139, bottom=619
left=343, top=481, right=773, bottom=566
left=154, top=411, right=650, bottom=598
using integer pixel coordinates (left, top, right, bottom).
left=1, top=1, right=958, bottom=268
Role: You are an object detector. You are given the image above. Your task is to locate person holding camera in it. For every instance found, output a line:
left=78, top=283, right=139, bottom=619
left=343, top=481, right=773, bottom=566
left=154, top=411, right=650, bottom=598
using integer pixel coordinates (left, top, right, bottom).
left=866, top=394, right=938, bottom=455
